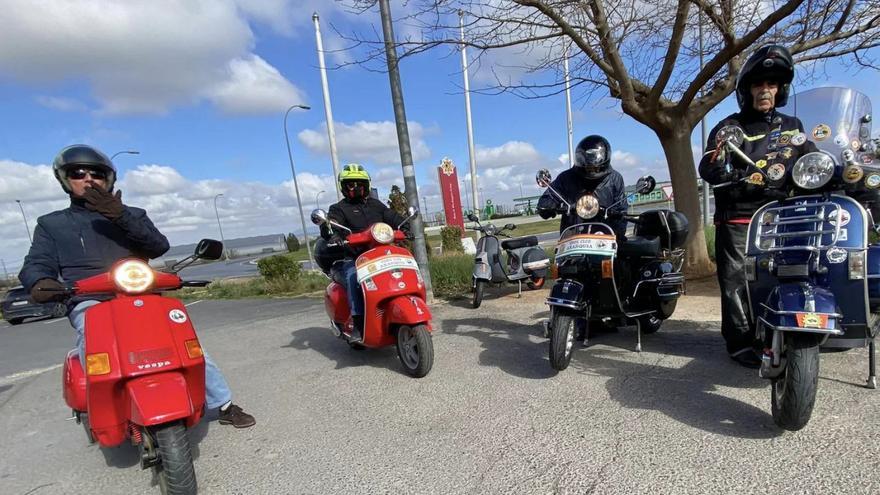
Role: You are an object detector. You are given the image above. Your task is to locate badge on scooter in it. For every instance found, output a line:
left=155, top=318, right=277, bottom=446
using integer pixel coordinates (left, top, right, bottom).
left=755, top=159, right=767, bottom=169
left=843, top=165, right=864, bottom=184
left=866, top=174, right=880, bottom=189
left=827, top=209, right=851, bottom=227
left=812, top=124, right=831, bottom=141
left=862, top=153, right=875, bottom=165
left=747, top=172, right=765, bottom=185
left=169, top=309, right=187, bottom=324
left=780, top=147, right=794, bottom=160
left=851, top=139, right=862, bottom=151
left=778, top=134, right=791, bottom=145
left=766, top=163, right=785, bottom=181
left=790, top=132, right=807, bottom=146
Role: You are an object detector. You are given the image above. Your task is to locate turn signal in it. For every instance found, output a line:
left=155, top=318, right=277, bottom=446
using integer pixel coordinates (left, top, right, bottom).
left=185, top=339, right=203, bottom=359
left=601, top=260, right=613, bottom=279
left=86, top=353, right=111, bottom=376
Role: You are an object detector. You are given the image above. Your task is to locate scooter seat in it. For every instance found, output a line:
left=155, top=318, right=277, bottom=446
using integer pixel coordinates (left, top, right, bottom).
left=501, top=236, right=538, bottom=250
left=618, top=236, right=661, bottom=258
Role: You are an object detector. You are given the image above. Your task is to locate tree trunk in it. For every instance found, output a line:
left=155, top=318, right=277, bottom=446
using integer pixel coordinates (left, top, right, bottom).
left=656, top=128, right=716, bottom=278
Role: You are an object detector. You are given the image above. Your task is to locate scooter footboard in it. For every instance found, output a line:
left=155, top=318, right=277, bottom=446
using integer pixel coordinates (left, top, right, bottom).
left=757, top=283, right=842, bottom=336
left=546, top=279, right=586, bottom=310
left=385, top=295, right=432, bottom=329
left=126, top=372, right=196, bottom=427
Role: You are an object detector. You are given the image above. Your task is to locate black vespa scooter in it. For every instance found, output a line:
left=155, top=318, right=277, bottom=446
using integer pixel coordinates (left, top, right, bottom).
left=537, top=170, right=689, bottom=371
left=468, top=214, right=550, bottom=308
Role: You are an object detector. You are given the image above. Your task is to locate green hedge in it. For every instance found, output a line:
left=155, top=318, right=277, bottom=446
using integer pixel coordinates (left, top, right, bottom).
left=257, top=254, right=302, bottom=280
left=440, top=226, right=464, bottom=253
left=428, top=253, right=473, bottom=298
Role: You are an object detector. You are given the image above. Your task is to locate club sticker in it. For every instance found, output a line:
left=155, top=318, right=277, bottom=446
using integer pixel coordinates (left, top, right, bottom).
left=747, top=172, right=765, bottom=185
left=766, top=152, right=778, bottom=161
left=756, top=159, right=767, bottom=169
left=812, top=124, right=831, bottom=141
left=827, top=209, right=851, bottom=227
left=766, top=163, right=786, bottom=181
left=778, top=134, right=791, bottom=145
left=843, top=165, right=864, bottom=183
left=866, top=174, right=880, bottom=189
left=861, top=154, right=875, bottom=165
left=790, top=132, right=807, bottom=146
left=851, top=139, right=862, bottom=151
left=780, top=147, right=794, bottom=159
left=169, top=309, right=187, bottom=324
left=834, top=134, right=849, bottom=147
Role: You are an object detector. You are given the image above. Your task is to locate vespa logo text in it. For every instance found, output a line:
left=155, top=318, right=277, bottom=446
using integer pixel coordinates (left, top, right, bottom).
left=137, top=360, right=172, bottom=371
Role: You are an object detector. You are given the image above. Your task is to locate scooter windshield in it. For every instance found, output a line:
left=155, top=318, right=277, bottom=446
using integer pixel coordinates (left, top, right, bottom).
left=792, top=87, right=873, bottom=164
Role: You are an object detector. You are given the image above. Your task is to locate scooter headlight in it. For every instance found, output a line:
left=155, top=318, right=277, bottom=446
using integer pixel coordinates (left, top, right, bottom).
left=575, top=194, right=600, bottom=219
left=370, top=222, right=395, bottom=244
left=113, top=260, right=155, bottom=294
left=792, top=151, right=835, bottom=190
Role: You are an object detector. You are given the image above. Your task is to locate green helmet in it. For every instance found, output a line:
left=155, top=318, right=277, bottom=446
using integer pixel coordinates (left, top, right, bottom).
left=338, top=163, right=371, bottom=200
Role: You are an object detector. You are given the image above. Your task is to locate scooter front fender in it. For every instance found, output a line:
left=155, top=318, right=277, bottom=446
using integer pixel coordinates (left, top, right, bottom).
left=473, top=253, right=491, bottom=282
left=546, top=279, right=586, bottom=310
left=126, top=372, right=195, bottom=427
left=385, top=295, right=432, bottom=329
left=757, top=283, right=841, bottom=336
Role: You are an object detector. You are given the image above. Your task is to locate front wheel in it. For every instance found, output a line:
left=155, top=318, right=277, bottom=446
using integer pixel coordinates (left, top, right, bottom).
left=637, top=314, right=663, bottom=334
left=771, top=334, right=821, bottom=431
left=549, top=311, right=578, bottom=371
left=151, top=422, right=197, bottom=495
left=472, top=279, right=485, bottom=309
left=396, top=324, right=434, bottom=378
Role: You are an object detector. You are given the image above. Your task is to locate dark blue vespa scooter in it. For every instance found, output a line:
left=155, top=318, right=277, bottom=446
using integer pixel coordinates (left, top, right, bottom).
left=743, top=87, right=880, bottom=431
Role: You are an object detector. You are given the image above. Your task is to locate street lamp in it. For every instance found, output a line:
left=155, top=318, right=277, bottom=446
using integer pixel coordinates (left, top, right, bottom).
left=110, top=150, right=139, bottom=160
left=315, top=190, right=325, bottom=211
left=15, top=200, right=32, bottom=243
left=283, top=104, right=314, bottom=267
left=213, top=194, right=229, bottom=261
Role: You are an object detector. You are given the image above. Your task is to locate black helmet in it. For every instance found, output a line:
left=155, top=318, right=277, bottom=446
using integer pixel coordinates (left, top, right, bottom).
left=574, top=135, right=611, bottom=179
left=52, top=144, right=117, bottom=193
left=735, top=44, right=794, bottom=110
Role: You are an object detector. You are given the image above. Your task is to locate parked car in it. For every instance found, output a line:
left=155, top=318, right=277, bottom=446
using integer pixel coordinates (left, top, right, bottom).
left=1, top=286, right=67, bottom=325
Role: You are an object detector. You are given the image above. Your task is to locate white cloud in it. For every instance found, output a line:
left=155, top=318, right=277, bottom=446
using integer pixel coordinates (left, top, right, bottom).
left=35, top=96, right=89, bottom=113
left=119, top=165, right=188, bottom=196
left=0, top=0, right=306, bottom=115
left=298, top=120, right=432, bottom=165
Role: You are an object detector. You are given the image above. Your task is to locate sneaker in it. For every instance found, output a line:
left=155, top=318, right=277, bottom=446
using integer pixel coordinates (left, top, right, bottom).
left=730, top=348, right=762, bottom=369
left=218, top=404, right=256, bottom=428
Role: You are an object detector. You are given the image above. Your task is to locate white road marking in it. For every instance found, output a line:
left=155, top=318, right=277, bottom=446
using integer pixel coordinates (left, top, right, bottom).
left=43, top=318, right=66, bottom=325
left=0, top=363, right=62, bottom=386
left=184, top=300, right=203, bottom=307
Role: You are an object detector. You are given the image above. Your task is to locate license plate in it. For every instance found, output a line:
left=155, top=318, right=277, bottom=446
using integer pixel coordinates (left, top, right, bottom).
left=11, top=301, right=27, bottom=306
left=796, top=312, right=828, bottom=329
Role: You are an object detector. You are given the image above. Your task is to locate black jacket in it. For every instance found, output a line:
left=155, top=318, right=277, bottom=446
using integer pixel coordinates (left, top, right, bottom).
left=537, top=167, right=627, bottom=239
left=321, top=197, right=408, bottom=239
left=699, top=108, right=816, bottom=223
left=18, top=200, right=169, bottom=294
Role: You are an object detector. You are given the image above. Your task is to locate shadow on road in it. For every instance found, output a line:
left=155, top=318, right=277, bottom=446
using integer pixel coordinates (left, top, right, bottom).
left=283, top=326, right=407, bottom=376
left=443, top=316, right=781, bottom=438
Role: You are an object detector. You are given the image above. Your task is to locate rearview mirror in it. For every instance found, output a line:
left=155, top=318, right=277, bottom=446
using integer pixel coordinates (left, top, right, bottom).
left=311, top=209, right=328, bottom=225
left=716, top=125, right=745, bottom=147
left=407, top=206, right=419, bottom=217
left=195, top=239, right=223, bottom=260
left=636, top=176, right=656, bottom=195
left=536, top=169, right=552, bottom=187
left=467, top=213, right=478, bottom=222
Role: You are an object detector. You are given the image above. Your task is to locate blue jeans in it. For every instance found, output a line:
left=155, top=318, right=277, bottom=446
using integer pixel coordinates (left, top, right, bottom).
left=69, top=300, right=232, bottom=410
left=342, top=260, right=364, bottom=316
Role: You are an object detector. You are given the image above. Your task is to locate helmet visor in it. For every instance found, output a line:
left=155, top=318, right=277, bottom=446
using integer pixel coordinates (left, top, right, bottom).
left=579, top=147, right=606, bottom=167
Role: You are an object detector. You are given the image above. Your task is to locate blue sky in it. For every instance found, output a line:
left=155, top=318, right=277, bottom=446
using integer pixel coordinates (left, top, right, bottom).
left=1, top=0, right=878, bottom=274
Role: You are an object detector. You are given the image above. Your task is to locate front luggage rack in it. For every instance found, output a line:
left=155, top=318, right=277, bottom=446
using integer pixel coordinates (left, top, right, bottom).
left=754, top=200, right=843, bottom=253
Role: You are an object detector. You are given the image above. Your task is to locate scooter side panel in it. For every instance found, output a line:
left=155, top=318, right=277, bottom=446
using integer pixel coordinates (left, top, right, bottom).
left=325, top=282, right=350, bottom=323
left=126, top=372, right=194, bottom=426
left=63, top=350, right=87, bottom=412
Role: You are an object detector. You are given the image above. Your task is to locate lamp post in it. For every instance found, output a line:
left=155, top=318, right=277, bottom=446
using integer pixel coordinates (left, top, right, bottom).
left=110, top=150, right=139, bottom=160
left=213, top=194, right=229, bottom=261
left=15, top=200, right=32, bottom=243
left=284, top=104, right=314, bottom=267
left=315, top=190, right=325, bottom=211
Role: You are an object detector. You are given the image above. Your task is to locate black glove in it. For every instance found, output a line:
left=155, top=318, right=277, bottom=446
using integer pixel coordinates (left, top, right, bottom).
left=537, top=208, right=556, bottom=220
left=605, top=210, right=623, bottom=220
left=31, top=278, right=66, bottom=303
left=328, top=233, right=345, bottom=246
left=83, top=187, right=125, bottom=220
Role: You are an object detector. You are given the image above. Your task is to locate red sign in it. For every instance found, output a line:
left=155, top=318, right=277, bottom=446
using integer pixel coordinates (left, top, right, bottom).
left=437, top=158, right=465, bottom=233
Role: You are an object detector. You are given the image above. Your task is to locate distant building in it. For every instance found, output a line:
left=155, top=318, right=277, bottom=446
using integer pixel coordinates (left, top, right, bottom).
left=151, top=233, right=287, bottom=268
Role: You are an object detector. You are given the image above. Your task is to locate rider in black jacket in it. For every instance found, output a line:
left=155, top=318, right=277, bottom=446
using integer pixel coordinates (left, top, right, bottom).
left=537, top=135, right=627, bottom=240
left=698, top=45, right=817, bottom=368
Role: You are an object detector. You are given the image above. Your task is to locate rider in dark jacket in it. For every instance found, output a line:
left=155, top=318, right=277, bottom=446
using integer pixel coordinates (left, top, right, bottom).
left=537, top=135, right=627, bottom=240
left=19, top=145, right=255, bottom=427
left=698, top=45, right=816, bottom=368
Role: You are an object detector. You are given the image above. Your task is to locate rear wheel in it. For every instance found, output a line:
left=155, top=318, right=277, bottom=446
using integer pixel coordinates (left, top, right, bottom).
left=150, top=423, right=197, bottom=495
left=51, top=303, right=67, bottom=318
left=771, top=334, right=821, bottom=431
left=472, top=280, right=485, bottom=309
left=78, top=412, right=95, bottom=444
left=549, top=311, right=578, bottom=371
left=7, top=318, right=23, bottom=325
left=396, top=324, right=434, bottom=378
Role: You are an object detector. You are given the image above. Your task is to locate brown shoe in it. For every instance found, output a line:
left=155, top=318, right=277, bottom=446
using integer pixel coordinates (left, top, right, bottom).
left=218, top=404, right=256, bottom=428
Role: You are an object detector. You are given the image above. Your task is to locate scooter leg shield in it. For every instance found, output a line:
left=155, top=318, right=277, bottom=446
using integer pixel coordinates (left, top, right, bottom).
left=126, top=372, right=195, bottom=427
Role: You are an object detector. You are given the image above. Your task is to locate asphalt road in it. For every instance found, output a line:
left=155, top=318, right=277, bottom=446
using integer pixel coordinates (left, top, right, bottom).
left=1, top=290, right=879, bottom=494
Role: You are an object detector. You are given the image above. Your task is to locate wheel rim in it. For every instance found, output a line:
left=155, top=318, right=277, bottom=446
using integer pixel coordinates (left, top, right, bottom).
left=564, top=320, right=575, bottom=356
left=399, top=327, right=420, bottom=369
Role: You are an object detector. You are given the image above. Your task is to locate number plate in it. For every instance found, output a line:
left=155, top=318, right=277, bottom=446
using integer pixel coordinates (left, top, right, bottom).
left=795, top=312, right=829, bottom=329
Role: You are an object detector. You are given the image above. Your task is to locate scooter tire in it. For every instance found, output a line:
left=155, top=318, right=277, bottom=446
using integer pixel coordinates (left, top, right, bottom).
left=771, top=334, right=821, bottom=431
left=79, top=412, right=95, bottom=444
left=152, top=422, right=197, bottom=495
left=472, top=280, right=485, bottom=309
left=549, top=311, right=577, bottom=371
left=396, top=324, right=434, bottom=378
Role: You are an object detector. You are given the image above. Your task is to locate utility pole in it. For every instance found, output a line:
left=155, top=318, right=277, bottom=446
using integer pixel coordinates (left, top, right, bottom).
left=313, top=12, right=342, bottom=198
left=459, top=10, right=480, bottom=219
left=377, top=0, right=433, bottom=300
left=563, top=45, right=574, bottom=168
left=699, top=14, right=710, bottom=225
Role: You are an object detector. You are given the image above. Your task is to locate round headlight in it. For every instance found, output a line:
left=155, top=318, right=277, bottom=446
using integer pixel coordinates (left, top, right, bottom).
left=792, top=152, right=835, bottom=190
left=113, top=260, right=155, bottom=294
left=370, top=222, right=394, bottom=244
left=575, top=194, right=600, bottom=219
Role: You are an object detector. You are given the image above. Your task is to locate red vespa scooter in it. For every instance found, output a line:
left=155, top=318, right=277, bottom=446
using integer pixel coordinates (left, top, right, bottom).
left=311, top=207, right=434, bottom=377
left=57, top=239, right=223, bottom=495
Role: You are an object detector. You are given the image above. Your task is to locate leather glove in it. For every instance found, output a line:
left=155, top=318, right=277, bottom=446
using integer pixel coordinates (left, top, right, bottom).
left=83, top=187, right=125, bottom=220
left=31, top=278, right=66, bottom=303
left=328, top=233, right=345, bottom=246
left=537, top=208, right=556, bottom=220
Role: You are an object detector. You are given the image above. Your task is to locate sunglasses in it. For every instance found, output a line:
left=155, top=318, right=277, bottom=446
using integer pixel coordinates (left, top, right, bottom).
left=345, top=181, right=366, bottom=189
left=67, top=168, right=108, bottom=181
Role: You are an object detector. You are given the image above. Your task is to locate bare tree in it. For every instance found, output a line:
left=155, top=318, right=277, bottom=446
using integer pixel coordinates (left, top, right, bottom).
left=340, top=0, right=880, bottom=276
